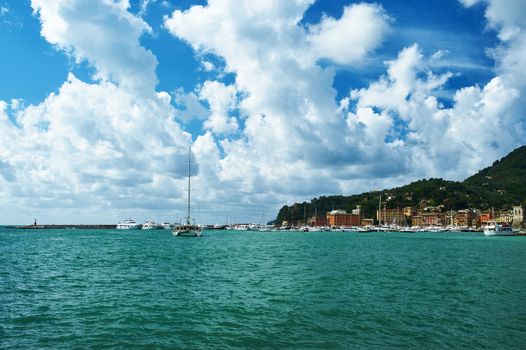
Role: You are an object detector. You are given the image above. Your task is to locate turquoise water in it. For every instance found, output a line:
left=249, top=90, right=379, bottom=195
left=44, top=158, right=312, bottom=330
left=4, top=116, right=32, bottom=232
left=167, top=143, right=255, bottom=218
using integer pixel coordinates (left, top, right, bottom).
left=1, top=228, right=525, bottom=349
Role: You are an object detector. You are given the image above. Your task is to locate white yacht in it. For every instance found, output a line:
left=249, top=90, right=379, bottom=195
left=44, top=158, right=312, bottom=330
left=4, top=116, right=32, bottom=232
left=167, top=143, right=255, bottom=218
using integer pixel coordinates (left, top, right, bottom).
left=483, top=222, right=516, bottom=236
left=162, top=222, right=173, bottom=230
left=173, top=146, right=202, bottom=237
left=117, top=218, right=141, bottom=230
left=142, top=220, right=162, bottom=230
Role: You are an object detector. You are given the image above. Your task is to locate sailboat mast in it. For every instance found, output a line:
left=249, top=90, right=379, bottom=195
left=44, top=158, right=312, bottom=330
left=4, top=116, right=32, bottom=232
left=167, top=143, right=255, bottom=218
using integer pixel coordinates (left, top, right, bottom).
left=187, top=146, right=191, bottom=225
left=379, top=194, right=382, bottom=225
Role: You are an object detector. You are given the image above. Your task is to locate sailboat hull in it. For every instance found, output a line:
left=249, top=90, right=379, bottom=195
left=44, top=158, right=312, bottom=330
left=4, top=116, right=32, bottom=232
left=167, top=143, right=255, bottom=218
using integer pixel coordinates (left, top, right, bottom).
left=172, top=225, right=202, bottom=237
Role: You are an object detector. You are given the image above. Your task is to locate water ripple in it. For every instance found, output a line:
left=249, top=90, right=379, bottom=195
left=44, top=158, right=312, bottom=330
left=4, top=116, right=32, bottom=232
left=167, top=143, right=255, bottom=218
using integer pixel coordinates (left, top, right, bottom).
left=1, top=229, right=526, bottom=349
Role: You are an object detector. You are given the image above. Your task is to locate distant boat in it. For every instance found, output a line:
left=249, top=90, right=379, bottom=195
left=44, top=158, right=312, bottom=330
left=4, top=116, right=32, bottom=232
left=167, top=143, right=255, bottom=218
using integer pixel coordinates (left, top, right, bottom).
left=142, top=220, right=162, bottom=230
left=161, top=222, right=173, bottom=230
left=483, top=222, right=516, bottom=236
left=483, top=208, right=516, bottom=236
left=117, top=218, right=141, bottom=230
left=173, top=147, right=202, bottom=237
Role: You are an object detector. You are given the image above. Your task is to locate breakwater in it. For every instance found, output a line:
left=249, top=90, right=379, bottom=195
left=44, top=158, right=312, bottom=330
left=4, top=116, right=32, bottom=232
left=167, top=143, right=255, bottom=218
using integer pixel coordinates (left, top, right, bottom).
left=11, top=224, right=116, bottom=229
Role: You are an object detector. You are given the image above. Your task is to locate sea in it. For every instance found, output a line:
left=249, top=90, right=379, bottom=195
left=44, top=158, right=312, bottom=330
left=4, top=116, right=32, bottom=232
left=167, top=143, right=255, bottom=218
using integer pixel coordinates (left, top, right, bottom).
left=1, top=227, right=525, bottom=349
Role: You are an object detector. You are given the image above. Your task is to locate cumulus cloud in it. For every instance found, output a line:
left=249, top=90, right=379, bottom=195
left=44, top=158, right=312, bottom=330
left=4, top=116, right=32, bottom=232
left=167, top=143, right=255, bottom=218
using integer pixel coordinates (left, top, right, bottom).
left=173, top=88, right=209, bottom=122
left=199, top=81, right=239, bottom=134
left=0, top=74, right=192, bottom=220
left=163, top=0, right=525, bottom=218
left=31, top=0, right=158, bottom=94
left=0, top=0, right=195, bottom=223
left=308, top=3, right=390, bottom=65
left=163, top=0, right=400, bottom=205
left=349, top=42, right=523, bottom=179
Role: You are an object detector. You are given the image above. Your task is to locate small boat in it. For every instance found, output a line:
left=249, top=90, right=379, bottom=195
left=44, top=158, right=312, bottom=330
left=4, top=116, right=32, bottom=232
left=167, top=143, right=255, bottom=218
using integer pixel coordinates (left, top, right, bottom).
left=173, top=146, right=202, bottom=237
left=117, top=218, right=141, bottom=230
left=142, top=220, right=162, bottom=230
left=162, top=222, right=173, bottom=229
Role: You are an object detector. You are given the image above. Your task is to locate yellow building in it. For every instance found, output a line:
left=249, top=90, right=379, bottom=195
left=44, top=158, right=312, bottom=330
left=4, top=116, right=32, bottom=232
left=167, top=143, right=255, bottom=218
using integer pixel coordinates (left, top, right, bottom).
left=412, top=215, right=423, bottom=227
left=378, top=208, right=405, bottom=225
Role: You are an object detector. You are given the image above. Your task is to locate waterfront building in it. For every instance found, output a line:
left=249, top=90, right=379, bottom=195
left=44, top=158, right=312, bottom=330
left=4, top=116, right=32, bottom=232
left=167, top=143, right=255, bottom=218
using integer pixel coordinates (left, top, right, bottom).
left=352, top=205, right=361, bottom=216
left=496, top=211, right=513, bottom=224
left=326, top=210, right=360, bottom=227
left=422, top=212, right=445, bottom=226
left=513, top=205, right=523, bottom=228
left=454, top=209, right=477, bottom=227
left=308, top=216, right=328, bottom=227
left=403, top=206, right=416, bottom=218
left=411, top=215, right=423, bottom=227
left=445, top=210, right=455, bottom=226
left=377, top=208, right=405, bottom=226
left=479, top=212, right=492, bottom=226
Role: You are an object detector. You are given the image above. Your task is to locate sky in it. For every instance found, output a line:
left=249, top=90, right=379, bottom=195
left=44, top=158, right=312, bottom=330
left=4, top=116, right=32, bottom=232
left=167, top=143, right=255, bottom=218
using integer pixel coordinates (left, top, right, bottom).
left=0, top=0, right=525, bottom=225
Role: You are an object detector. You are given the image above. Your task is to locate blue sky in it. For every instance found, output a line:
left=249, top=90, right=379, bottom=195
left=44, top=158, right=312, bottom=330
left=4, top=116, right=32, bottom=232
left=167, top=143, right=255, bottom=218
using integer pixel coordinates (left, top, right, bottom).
left=0, top=0, right=524, bottom=224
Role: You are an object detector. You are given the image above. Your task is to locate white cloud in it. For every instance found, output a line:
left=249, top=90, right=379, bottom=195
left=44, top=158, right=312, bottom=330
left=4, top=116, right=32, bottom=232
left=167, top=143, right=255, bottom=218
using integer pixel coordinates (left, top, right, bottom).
left=31, top=0, right=158, bottom=94
left=199, top=81, right=238, bottom=134
left=166, top=0, right=524, bottom=220
left=308, top=3, right=390, bottom=65
left=0, top=0, right=196, bottom=224
left=459, top=0, right=480, bottom=7
left=163, top=0, right=398, bottom=209
left=173, top=88, right=209, bottom=122
left=0, top=74, right=192, bottom=221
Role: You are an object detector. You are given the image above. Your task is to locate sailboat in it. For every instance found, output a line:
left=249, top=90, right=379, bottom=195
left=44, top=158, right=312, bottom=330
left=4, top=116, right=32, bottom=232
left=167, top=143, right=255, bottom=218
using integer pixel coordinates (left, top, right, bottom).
left=172, top=146, right=202, bottom=237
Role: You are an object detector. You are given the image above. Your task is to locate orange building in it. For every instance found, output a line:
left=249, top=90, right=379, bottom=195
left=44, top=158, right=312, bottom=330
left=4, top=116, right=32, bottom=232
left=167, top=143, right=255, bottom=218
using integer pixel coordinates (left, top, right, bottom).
left=479, top=212, right=492, bottom=225
left=308, top=216, right=328, bottom=227
left=326, top=210, right=360, bottom=227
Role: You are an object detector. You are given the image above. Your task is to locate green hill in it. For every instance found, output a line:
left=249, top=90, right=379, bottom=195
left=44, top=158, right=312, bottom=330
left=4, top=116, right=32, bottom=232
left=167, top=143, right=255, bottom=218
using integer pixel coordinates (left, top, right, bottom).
left=463, top=145, right=526, bottom=207
left=276, top=145, right=526, bottom=225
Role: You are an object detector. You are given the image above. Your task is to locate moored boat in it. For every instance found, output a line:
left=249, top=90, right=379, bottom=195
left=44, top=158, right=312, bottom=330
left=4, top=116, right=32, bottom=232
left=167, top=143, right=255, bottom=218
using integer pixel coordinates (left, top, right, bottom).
left=172, top=146, right=202, bottom=237
left=162, top=222, right=173, bottom=229
left=483, top=222, right=516, bottom=236
left=117, top=218, right=141, bottom=230
left=142, top=220, right=162, bottom=230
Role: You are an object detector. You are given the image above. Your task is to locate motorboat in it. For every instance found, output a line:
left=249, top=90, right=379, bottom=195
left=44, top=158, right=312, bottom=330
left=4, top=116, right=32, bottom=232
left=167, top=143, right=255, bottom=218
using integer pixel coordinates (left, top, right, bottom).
left=162, top=222, right=173, bottom=229
left=142, top=220, right=162, bottom=230
left=117, top=218, right=141, bottom=230
left=483, top=222, right=516, bottom=236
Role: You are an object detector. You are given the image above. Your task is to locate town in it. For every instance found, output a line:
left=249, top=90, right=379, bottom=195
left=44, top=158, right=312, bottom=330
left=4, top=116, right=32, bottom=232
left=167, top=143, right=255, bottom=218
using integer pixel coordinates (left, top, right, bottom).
left=275, top=202, right=525, bottom=233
